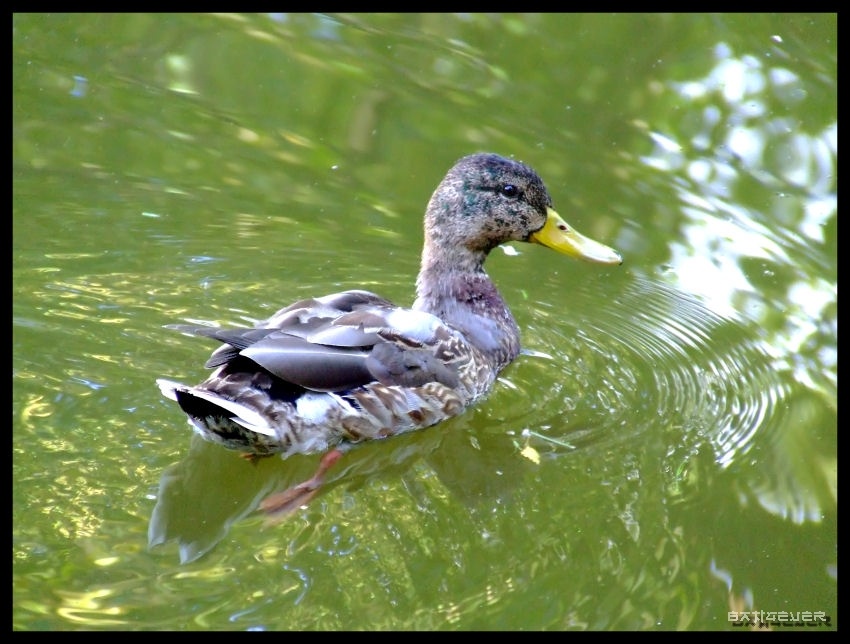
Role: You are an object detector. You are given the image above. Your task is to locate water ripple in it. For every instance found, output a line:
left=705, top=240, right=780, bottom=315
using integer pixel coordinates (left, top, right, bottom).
left=516, top=274, right=791, bottom=471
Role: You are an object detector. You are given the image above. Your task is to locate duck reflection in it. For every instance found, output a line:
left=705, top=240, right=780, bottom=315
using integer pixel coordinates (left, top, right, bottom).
left=148, top=412, right=531, bottom=564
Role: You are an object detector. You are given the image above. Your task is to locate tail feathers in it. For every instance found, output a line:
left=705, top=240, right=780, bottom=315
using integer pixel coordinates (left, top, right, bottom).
left=155, top=378, right=277, bottom=437
left=156, top=378, right=182, bottom=402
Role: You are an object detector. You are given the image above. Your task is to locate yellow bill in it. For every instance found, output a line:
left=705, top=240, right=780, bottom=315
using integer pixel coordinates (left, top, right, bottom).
left=530, top=207, right=622, bottom=265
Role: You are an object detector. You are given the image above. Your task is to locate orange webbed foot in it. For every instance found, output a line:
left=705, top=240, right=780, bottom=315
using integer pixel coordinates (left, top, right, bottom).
left=259, top=448, right=345, bottom=523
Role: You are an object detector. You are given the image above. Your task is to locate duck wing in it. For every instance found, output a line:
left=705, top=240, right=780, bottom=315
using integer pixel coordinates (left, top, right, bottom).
left=169, top=289, right=463, bottom=394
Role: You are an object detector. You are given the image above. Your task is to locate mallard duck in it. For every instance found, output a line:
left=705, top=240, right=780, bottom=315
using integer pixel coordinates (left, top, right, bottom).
left=157, top=152, right=621, bottom=514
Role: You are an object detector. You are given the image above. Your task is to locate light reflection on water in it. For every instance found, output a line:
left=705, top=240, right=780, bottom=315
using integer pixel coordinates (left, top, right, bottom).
left=638, top=36, right=836, bottom=403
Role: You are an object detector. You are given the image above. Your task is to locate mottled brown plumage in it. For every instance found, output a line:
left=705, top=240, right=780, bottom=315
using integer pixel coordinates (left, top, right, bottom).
left=157, top=152, right=621, bottom=512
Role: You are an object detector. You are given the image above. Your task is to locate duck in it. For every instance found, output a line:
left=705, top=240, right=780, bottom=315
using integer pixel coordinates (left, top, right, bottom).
left=157, top=152, right=622, bottom=515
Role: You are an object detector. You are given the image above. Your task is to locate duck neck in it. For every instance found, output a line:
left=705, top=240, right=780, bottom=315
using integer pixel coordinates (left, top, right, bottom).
left=413, top=251, right=521, bottom=369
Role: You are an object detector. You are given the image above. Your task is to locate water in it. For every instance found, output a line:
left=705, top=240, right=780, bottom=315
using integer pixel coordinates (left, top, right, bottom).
left=13, top=13, right=836, bottom=630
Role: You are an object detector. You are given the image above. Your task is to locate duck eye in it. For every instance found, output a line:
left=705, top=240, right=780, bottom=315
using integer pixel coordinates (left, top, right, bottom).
left=500, top=184, right=519, bottom=198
